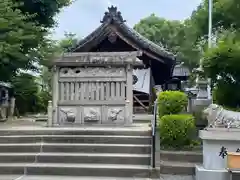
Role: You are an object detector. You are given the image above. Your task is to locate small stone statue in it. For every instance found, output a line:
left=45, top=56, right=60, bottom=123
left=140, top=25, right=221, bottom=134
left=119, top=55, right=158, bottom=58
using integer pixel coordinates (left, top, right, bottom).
left=60, top=109, right=76, bottom=123
left=203, top=104, right=240, bottom=128
left=108, top=109, right=122, bottom=121
left=84, top=108, right=99, bottom=122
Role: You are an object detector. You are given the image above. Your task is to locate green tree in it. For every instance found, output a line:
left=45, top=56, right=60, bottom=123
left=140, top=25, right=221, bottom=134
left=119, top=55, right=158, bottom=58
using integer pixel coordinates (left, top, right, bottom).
left=134, top=14, right=202, bottom=69
left=11, top=73, right=40, bottom=115
left=58, top=32, right=78, bottom=52
left=16, top=0, right=71, bottom=28
left=0, top=0, right=43, bottom=82
left=202, top=29, right=240, bottom=108
left=190, top=0, right=240, bottom=39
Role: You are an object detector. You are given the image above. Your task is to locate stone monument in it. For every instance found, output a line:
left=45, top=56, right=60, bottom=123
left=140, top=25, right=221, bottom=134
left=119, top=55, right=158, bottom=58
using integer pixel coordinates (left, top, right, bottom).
left=48, top=51, right=143, bottom=126
left=196, top=104, right=240, bottom=180
left=193, top=67, right=212, bottom=109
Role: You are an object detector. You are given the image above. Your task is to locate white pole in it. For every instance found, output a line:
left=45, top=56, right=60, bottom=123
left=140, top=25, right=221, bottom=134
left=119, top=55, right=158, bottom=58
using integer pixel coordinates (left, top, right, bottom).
left=208, top=0, right=213, bottom=48
left=208, top=0, right=213, bottom=100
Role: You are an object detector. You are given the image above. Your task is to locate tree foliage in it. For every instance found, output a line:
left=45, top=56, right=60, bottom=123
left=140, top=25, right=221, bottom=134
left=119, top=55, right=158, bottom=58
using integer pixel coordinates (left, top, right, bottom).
left=16, top=0, right=71, bottom=28
left=134, top=0, right=240, bottom=71
left=0, top=0, right=72, bottom=114
left=58, top=32, right=78, bottom=52
left=134, top=15, right=203, bottom=69
left=0, top=0, right=43, bottom=81
left=11, top=73, right=40, bottom=115
left=190, top=0, right=240, bottom=39
left=202, top=29, right=240, bottom=107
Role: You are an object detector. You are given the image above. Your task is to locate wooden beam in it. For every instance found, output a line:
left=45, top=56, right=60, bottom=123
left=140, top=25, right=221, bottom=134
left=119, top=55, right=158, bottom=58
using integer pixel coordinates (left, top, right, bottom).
left=133, top=95, right=148, bottom=111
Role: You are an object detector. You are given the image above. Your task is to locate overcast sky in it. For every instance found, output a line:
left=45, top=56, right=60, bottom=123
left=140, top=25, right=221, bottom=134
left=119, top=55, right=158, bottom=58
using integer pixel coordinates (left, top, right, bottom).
left=52, top=0, right=202, bottom=40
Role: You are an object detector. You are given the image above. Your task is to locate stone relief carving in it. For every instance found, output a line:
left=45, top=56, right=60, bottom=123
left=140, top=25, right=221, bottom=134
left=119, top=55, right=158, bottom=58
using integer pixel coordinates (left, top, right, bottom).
left=59, top=67, right=125, bottom=78
left=55, top=52, right=142, bottom=68
left=108, top=108, right=124, bottom=121
left=59, top=108, right=76, bottom=123
left=84, top=107, right=101, bottom=122
left=203, top=104, right=240, bottom=128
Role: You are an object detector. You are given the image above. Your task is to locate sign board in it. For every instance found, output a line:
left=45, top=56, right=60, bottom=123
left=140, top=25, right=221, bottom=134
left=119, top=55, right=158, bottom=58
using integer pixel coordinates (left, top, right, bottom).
left=203, top=140, right=240, bottom=170
left=133, top=68, right=150, bottom=94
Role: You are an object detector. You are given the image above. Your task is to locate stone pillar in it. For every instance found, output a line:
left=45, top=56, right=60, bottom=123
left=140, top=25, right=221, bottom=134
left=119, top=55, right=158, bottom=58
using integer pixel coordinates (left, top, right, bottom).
left=52, top=66, right=59, bottom=126
left=47, top=100, right=53, bottom=127
left=194, top=70, right=212, bottom=110
left=125, top=100, right=130, bottom=125
left=9, top=97, right=15, bottom=118
left=126, top=64, right=133, bottom=124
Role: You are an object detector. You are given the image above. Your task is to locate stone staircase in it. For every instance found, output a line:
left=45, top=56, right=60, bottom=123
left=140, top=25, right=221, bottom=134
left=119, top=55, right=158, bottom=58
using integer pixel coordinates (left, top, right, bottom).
left=160, top=150, right=203, bottom=175
left=0, top=126, right=157, bottom=179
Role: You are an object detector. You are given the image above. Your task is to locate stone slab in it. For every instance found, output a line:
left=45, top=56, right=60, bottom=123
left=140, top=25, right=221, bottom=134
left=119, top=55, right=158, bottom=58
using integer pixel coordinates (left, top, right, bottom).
left=160, top=175, right=194, bottom=180
left=195, top=165, right=229, bottom=180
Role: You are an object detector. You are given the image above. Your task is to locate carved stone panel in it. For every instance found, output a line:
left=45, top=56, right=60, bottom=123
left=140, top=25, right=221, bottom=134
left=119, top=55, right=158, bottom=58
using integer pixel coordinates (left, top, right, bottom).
left=59, top=107, right=77, bottom=124
left=105, top=107, right=125, bottom=124
left=83, top=107, right=101, bottom=123
left=59, top=67, right=125, bottom=78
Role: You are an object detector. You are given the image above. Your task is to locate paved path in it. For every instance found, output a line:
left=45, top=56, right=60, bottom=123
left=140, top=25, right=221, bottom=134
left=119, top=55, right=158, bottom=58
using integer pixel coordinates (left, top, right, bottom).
left=160, top=175, right=195, bottom=180
left=0, top=175, right=195, bottom=180
left=0, top=175, right=155, bottom=180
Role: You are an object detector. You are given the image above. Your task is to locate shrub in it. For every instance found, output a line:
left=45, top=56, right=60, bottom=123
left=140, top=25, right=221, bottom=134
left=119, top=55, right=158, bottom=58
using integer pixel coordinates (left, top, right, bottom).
left=212, top=82, right=240, bottom=109
left=159, top=114, right=196, bottom=149
left=157, top=91, right=188, bottom=117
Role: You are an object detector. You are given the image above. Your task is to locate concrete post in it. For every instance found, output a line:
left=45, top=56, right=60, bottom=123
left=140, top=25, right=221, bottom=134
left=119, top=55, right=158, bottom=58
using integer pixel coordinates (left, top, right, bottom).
left=52, top=66, right=59, bottom=125
left=47, top=100, right=53, bottom=127
left=126, top=64, right=133, bottom=124
left=9, top=97, right=15, bottom=118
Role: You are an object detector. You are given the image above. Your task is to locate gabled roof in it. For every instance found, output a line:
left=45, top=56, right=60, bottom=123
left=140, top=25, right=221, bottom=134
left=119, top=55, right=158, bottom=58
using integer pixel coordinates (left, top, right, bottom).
left=72, top=6, right=176, bottom=65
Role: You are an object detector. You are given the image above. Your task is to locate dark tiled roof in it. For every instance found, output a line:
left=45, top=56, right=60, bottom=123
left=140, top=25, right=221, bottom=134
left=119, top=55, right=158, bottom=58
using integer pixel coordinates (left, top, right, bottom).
left=72, top=6, right=176, bottom=64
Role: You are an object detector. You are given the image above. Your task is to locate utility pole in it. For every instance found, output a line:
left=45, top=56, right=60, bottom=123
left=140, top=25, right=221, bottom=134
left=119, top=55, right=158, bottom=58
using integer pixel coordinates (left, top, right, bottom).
left=195, top=0, right=213, bottom=104
left=208, top=0, right=213, bottom=101
left=208, top=0, right=213, bottom=48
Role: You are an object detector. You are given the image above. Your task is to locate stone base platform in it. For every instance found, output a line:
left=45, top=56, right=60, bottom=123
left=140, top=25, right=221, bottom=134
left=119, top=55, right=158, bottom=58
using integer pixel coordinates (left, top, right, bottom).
left=195, top=165, right=229, bottom=180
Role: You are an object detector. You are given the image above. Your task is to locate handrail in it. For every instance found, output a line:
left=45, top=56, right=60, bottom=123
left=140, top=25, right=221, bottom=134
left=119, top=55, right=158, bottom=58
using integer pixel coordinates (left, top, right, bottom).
left=151, top=100, right=158, bottom=168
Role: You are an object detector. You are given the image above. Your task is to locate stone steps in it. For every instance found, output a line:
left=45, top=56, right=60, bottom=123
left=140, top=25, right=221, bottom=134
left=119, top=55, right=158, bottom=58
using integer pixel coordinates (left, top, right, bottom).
left=0, top=127, right=151, bottom=136
left=161, top=150, right=202, bottom=163
left=0, top=163, right=154, bottom=177
left=0, top=135, right=151, bottom=144
left=160, top=161, right=197, bottom=175
left=0, top=143, right=151, bottom=154
left=0, top=152, right=150, bottom=165
left=160, top=151, right=203, bottom=175
left=0, top=126, right=156, bottom=178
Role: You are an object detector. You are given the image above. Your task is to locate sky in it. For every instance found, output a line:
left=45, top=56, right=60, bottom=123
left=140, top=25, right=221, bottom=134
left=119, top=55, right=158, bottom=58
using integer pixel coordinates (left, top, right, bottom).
left=52, top=0, right=202, bottom=40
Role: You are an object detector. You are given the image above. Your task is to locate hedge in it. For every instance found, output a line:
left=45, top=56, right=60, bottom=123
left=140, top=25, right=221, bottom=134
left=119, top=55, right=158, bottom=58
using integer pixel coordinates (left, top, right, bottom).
left=157, top=91, right=188, bottom=117
left=158, top=114, right=196, bottom=149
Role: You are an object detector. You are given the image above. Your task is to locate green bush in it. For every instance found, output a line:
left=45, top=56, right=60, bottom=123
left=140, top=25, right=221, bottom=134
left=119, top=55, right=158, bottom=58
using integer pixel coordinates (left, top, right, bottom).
left=159, top=114, right=196, bottom=149
left=212, top=82, right=240, bottom=109
left=157, top=91, right=188, bottom=117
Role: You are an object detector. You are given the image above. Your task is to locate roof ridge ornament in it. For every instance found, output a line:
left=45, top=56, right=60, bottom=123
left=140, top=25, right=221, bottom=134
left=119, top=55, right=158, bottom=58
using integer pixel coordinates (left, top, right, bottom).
left=100, top=6, right=126, bottom=24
